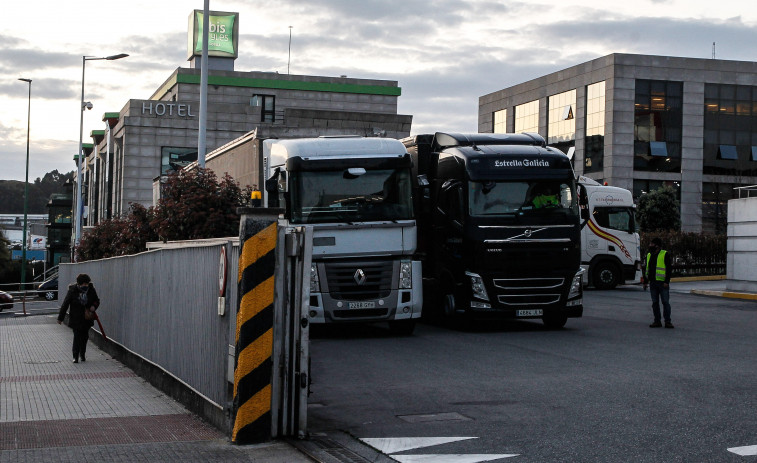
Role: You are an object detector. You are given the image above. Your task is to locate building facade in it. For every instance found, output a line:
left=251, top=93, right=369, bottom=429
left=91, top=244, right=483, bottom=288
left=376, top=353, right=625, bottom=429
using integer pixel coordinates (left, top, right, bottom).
left=80, top=68, right=411, bottom=228
left=479, top=53, right=757, bottom=234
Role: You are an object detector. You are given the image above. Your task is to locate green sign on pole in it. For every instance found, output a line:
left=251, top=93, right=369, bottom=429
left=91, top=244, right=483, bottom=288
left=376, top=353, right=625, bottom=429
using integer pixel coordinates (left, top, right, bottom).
left=188, top=10, right=239, bottom=59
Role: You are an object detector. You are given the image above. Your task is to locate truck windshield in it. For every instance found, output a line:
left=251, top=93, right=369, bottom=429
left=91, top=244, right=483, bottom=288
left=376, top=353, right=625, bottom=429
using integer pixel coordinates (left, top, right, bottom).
left=469, top=180, right=578, bottom=217
left=291, top=168, right=414, bottom=224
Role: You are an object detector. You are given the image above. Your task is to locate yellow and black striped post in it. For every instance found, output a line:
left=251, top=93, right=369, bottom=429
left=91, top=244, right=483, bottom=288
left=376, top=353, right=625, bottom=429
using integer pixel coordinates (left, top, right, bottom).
left=232, top=210, right=278, bottom=444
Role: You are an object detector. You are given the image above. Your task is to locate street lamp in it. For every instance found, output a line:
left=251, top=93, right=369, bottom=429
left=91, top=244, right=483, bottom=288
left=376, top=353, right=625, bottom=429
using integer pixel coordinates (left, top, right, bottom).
left=18, top=78, right=31, bottom=314
left=74, top=53, right=128, bottom=260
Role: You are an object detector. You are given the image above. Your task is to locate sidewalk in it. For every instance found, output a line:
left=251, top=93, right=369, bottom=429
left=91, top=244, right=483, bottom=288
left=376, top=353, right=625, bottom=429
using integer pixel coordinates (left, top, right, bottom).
left=0, top=314, right=313, bottom=462
left=624, top=276, right=757, bottom=301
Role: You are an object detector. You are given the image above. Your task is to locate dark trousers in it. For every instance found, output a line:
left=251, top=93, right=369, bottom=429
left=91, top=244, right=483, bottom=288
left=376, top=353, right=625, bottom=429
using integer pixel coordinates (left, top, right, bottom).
left=72, top=327, right=90, bottom=359
left=649, top=282, right=672, bottom=323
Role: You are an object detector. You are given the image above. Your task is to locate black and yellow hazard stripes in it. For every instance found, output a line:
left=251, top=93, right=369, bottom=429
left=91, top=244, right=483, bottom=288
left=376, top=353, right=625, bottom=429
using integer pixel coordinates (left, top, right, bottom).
left=232, top=218, right=277, bottom=444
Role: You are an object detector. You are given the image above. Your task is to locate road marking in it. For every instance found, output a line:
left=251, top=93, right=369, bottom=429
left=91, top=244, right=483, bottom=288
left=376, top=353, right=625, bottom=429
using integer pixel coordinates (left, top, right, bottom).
left=360, top=436, right=519, bottom=462
left=391, top=455, right=518, bottom=463
left=361, top=437, right=477, bottom=454
left=728, top=445, right=757, bottom=456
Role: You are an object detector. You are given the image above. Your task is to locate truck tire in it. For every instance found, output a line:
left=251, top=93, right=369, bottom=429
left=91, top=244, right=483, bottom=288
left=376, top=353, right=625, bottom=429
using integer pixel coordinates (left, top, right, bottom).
left=592, top=261, right=620, bottom=290
left=388, top=320, right=416, bottom=336
left=542, top=313, right=568, bottom=329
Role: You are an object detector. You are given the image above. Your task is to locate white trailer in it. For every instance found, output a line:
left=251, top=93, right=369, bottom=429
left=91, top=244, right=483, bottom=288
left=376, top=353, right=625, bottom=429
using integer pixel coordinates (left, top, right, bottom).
left=262, top=137, right=422, bottom=334
left=578, top=176, right=641, bottom=289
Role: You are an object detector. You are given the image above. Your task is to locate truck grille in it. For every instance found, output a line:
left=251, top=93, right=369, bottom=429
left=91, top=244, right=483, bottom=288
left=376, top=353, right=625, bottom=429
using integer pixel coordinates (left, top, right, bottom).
left=492, top=277, right=565, bottom=306
left=324, top=260, right=393, bottom=300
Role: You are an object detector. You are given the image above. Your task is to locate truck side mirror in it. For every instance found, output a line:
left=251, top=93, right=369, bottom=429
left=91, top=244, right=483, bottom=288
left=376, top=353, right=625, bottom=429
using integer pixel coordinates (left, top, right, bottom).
left=265, top=168, right=281, bottom=208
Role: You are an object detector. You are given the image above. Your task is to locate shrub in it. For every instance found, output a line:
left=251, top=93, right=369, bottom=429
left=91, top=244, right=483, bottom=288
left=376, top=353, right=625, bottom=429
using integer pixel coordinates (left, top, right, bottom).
left=640, top=231, right=726, bottom=277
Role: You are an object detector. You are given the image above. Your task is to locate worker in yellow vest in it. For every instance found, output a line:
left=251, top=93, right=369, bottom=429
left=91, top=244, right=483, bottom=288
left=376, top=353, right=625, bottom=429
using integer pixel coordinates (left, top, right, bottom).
left=642, top=237, right=673, bottom=328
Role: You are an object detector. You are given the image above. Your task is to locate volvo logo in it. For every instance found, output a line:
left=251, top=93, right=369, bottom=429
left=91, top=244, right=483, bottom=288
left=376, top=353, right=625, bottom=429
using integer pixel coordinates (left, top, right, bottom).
left=524, top=229, right=532, bottom=238
left=353, top=269, right=367, bottom=285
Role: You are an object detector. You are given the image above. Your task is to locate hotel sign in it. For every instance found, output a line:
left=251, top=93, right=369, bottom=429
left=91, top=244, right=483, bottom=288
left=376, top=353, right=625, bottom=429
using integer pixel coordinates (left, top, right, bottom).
left=187, top=10, right=239, bottom=59
left=141, top=102, right=196, bottom=117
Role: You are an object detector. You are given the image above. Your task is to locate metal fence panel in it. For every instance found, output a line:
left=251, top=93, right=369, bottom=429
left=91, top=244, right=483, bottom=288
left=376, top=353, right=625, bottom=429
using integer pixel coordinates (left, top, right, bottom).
left=60, top=242, right=236, bottom=407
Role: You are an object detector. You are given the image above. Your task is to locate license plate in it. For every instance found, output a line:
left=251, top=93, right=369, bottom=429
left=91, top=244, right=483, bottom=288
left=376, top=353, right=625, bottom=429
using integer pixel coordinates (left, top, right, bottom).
left=349, top=301, right=376, bottom=309
left=517, top=309, right=543, bottom=317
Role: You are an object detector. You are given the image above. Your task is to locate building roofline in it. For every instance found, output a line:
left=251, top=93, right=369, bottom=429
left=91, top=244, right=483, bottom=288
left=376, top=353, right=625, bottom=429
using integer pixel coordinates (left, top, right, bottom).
left=150, top=67, right=401, bottom=101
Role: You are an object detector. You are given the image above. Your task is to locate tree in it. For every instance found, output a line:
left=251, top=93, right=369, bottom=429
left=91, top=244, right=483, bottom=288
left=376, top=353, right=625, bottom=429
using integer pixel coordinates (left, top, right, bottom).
left=76, top=203, right=159, bottom=261
left=0, top=169, right=73, bottom=214
left=75, top=168, right=248, bottom=261
left=0, top=233, right=10, bottom=268
left=151, top=168, right=246, bottom=242
left=637, top=185, right=681, bottom=232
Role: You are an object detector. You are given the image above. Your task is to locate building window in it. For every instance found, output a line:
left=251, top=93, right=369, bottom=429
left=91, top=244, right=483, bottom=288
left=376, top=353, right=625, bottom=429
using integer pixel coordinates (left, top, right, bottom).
left=703, top=83, right=757, bottom=176
left=493, top=109, right=507, bottom=133
left=514, top=100, right=539, bottom=134
left=650, top=141, right=669, bottom=157
left=251, top=94, right=275, bottom=122
left=702, top=182, right=738, bottom=235
left=547, top=90, right=576, bottom=144
left=161, top=147, right=198, bottom=175
left=633, top=80, right=683, bottom=173
left=585, top=81, right=606, bottom=174
left=718, top=145, right=738, bottom=160
left=547, top=89, right=576, bottom=158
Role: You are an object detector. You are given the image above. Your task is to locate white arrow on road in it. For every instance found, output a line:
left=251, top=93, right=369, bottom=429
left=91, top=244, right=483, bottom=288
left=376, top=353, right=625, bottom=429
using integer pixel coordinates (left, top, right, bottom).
left=360, top=437, right=519, bottom=462
left=391, top=454, right=519, bottom=463
left=728, top=444, right=757, bottom=456
left=361, top=437, right=477, bottom=454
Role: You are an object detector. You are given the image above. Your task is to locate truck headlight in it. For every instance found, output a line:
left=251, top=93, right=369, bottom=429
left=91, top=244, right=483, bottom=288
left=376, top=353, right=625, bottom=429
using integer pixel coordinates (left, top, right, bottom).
left=399, top=261, right=412, bottom=289
left=310, top=263, right=320, bottom=293
left=568, top=268, right=585, bottom=299
left=465, top=271, right=489, bottom=301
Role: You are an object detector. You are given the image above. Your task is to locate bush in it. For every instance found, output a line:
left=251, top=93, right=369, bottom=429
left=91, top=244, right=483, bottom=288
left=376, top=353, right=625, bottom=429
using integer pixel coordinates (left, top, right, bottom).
left=637, top=186, right=681, bottom=232
left=640, top=231, right=726, bottom=277
left=76, top=168, right=248, bottom=262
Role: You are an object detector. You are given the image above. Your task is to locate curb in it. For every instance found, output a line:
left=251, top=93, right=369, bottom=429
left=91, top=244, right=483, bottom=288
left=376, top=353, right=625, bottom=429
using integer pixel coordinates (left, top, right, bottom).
left=690, top=289, right=757, bottom=301
left=671, top=275, right=726, bottom=282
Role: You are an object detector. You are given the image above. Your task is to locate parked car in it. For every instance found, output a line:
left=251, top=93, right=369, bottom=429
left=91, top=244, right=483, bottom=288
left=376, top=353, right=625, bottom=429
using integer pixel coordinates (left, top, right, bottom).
left=0, top=290, right=13, bottom=311
left=37, top=277, right=58, bottom=301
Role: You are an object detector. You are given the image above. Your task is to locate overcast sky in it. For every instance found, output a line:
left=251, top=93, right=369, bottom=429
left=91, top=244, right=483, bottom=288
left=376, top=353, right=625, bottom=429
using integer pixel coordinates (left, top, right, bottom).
left=1, top=0, right=756, bottom=181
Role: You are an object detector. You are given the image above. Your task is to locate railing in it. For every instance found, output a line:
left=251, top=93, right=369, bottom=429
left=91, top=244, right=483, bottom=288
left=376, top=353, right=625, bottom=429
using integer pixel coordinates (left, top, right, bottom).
left=735, top=185, right=757, bottom=199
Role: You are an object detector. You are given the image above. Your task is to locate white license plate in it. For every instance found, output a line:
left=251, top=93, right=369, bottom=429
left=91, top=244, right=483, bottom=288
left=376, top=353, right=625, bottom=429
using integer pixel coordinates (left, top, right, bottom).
left=517, top=309, right=543, bottom=317
left=349, top=301, right=376, bottom=309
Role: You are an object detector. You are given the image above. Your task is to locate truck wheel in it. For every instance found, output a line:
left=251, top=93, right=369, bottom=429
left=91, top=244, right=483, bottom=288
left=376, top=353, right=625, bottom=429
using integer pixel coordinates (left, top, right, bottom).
left=543, top=314, right=568, bottom=329
left=592, top=262, right=619, bottom=290
left=388, top=320, right=416, bottom=336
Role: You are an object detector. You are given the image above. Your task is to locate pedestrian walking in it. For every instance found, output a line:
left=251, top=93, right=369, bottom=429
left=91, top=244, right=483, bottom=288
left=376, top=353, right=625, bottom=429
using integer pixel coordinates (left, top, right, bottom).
left=643, top=237, right=674, bottom=328
left=57, top=273, right=100, bottom=363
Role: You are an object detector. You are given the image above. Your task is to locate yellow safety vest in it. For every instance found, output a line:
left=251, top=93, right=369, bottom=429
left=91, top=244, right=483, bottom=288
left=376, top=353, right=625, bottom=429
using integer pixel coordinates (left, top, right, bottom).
left=646, top=250, right=667, bottom=281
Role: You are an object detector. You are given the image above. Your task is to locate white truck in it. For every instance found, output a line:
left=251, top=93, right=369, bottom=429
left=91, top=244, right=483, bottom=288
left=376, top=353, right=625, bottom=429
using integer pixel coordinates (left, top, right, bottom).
left=578, top=176, right=641, bottom=289
left=262, top=136, right=422, bottom=334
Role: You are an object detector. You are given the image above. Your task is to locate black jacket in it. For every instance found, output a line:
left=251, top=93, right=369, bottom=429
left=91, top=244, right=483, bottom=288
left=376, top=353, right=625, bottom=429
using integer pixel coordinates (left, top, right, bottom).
left=58, top=283, right=100, bottom=330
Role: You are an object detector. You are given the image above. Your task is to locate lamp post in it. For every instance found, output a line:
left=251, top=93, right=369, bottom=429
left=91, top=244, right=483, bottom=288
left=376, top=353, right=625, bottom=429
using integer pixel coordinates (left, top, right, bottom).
left=74, top=53, right=128, bottom=261
left=18, top=78, right=31, bottom=315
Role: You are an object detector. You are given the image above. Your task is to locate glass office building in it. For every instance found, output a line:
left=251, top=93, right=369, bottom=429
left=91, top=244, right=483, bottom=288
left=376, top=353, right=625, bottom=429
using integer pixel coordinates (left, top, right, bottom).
left=479, top=53, right=757, bottom=234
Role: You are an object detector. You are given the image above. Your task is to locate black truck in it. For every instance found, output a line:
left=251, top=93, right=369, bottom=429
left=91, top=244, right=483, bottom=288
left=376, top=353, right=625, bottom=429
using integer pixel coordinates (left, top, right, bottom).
left=402, top=132, right=584, bottom=328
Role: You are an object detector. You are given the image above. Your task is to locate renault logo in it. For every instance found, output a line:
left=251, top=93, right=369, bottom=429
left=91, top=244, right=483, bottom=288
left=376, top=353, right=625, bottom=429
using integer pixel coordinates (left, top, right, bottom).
left=354, top=269, right=367, bottom=285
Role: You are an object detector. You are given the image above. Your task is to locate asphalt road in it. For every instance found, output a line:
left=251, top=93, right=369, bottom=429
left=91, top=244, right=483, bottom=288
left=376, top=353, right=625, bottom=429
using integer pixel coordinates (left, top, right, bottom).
left=307, top=286, right=757, bottom=463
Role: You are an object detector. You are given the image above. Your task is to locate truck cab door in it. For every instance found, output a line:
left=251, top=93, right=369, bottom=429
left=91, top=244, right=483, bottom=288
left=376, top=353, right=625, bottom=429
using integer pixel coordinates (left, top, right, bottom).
left=435, top=180, right=465, bottom=266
